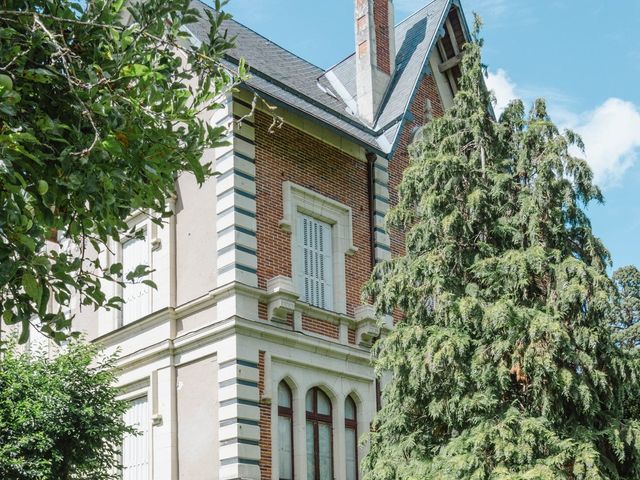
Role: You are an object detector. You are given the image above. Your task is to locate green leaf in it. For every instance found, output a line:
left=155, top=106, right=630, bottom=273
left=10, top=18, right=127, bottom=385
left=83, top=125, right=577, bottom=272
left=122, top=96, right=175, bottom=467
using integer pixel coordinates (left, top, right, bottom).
left=18, top=319, right=30, bottom=344
left=141, top=279, right=157, bottom=289
left=121, top=64, right=151, bottom=78
left=37, top=180, right=48, bottom=195
left=22, top=272, right=42, bottom=303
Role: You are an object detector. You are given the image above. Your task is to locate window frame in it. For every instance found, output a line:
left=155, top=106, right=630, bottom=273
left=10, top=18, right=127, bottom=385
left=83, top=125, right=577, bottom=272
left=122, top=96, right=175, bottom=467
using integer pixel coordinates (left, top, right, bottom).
left=118, top=217, right=153, bottom=327
left=305, top=387, right=334, bottom=480
left=344, top=396, right=358, bottom=480
left=280, top=181, right=357, bottom=315
left=121, top=394, right=150, bottom=480
left=277, top=381, right=294, bottom=480
left=297, top=213, right=334, bottom=310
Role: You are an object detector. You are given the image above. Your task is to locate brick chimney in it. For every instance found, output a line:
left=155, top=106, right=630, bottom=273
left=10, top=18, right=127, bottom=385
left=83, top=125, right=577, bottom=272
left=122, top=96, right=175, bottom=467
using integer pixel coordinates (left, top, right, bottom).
left=355, top=0, right=395, bottom=123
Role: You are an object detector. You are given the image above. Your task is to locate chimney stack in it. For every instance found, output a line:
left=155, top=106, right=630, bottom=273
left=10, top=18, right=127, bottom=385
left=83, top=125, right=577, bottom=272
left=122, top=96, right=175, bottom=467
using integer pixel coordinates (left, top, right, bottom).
left=355, top=0, right=395, bottom=123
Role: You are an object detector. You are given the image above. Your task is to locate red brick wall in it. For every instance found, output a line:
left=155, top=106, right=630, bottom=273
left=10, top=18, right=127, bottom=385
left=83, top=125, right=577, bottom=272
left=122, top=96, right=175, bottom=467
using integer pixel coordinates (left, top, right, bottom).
left=374, top=0, right=391, bottom=74
left=302, top=315, right=340, bottom=339
left=258, top=302, right=268, bottom=322
left=254, top=110, right=372, bottom=320
left=348, top=327, right=356, bottom=345
left=258, top=351, right=271, bottom=479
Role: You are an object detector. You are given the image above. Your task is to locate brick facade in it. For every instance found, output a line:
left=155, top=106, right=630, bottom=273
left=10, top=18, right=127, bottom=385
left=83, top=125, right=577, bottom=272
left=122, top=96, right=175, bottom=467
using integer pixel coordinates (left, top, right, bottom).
left=239, top=3, right=452, bottom=475
left=301, top=315, right=340, bottom=340
left=254, top=110, right=373, bottom=320
left=374, top=0, right=391, bottom=74
left=249, top=50, right=448, bottom=473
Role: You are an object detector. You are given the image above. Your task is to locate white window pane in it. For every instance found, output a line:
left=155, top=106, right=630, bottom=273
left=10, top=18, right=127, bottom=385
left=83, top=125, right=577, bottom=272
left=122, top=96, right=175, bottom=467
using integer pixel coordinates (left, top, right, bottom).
left=278, top=416, right=293, bottom=480
left=122, top=396, right=149, bottom=480
left=317, top=390, right=331, bottom=416
left=306, top=389, right=314, bottom=412
left=306, top=421, right=315, bottom=480
left=346, top=428, right=357, bottom=480
left=319, top=423, right=333, bottom=480
left=278, top=382, right=291, bottom=408
left=345, top=397, right=356, bottom=420
left=122, top=228, right=151, bottom=325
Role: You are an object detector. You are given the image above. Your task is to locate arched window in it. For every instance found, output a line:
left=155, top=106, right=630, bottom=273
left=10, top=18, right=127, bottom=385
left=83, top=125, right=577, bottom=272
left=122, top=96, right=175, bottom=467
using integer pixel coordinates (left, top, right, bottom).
left=345, top=396, right=358, bottom=480
left=278, top=381, right=294, bottom=480
left=305, top=387, right=333, bottom=480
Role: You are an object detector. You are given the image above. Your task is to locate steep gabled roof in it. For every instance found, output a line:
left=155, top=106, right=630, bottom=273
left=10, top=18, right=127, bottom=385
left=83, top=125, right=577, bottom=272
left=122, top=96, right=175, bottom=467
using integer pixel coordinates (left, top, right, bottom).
left=188, top=0, right=457, bottom=157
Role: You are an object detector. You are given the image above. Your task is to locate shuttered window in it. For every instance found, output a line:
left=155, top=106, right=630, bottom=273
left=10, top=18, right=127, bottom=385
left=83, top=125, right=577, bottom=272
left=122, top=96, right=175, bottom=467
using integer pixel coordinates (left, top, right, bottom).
left=122, top=396, right=149, bottom=480
left=297, top=214, right=333, bottom=310
left=121, top=228, right=151, bottom=325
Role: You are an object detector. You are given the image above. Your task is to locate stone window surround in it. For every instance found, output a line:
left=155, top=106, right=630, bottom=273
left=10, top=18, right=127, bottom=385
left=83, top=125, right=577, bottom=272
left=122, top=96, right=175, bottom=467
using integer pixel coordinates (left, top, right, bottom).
left=279, top=181, right=358, bottom=316
left=270, top=367, right=370, bottom=480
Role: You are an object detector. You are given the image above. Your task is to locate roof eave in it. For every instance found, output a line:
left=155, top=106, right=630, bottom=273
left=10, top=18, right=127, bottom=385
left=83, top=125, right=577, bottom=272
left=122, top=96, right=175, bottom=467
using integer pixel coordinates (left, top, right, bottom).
left=236, top=84, right=388, bottom=159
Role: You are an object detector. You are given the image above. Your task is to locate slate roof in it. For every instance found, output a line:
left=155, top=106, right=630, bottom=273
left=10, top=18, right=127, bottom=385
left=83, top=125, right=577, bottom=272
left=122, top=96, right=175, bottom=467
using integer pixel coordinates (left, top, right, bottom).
left=188, top=0, right=455, bottom=157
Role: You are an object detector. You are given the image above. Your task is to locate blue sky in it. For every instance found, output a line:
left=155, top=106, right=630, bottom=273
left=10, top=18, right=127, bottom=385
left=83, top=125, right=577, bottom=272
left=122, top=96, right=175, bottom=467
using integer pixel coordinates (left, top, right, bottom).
left=225, top=0, right=640, bottom=270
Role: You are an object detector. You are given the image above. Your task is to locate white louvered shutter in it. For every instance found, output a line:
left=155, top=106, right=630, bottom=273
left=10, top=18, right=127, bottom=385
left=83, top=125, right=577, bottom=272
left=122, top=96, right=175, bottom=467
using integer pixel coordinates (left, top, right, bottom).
left=298, top=214, right=333, bottom=310
left=122, top=396, right=149, bottom=480
left=121, top=229, right=151, bottom=325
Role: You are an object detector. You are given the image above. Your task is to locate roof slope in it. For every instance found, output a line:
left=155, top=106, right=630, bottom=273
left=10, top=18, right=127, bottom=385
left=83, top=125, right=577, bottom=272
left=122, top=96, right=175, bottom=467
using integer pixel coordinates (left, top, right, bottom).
left=188, top=0, right=454, bottom=156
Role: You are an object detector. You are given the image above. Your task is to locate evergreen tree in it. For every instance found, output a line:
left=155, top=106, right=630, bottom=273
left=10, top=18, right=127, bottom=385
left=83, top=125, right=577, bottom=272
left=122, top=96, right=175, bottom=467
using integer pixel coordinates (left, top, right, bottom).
left=612, top=266, right=640, bottom=348
left=363, top=20, right=640, bottom=480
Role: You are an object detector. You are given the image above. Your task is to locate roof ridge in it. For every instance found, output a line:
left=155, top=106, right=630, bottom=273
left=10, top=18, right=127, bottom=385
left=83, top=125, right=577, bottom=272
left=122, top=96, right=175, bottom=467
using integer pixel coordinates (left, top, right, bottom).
left=194, top=0, right=325, bottom=72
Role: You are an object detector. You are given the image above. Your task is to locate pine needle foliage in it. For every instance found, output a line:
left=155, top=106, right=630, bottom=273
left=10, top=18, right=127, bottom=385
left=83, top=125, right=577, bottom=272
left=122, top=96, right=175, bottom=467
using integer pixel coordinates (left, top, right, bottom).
left=362, top=19, right=640, bottom=480
left=611, top=266, right=640, bottom=348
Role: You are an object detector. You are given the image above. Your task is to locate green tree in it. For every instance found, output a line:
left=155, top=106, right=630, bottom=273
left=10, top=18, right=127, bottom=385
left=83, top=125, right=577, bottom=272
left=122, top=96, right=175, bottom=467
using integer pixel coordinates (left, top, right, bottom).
left=0, top=340, right=132, bottom=479
left=0, top=0, right=244, bottom=342
left=612, top=266, right=640, bottom=348
left=363, top=20, right=640, bottom=479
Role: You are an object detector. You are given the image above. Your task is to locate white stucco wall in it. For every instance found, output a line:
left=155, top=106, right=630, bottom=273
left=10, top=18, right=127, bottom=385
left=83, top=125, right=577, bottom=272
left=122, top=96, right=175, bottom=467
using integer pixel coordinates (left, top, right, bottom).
left=177, top=355, right=219, bottom=479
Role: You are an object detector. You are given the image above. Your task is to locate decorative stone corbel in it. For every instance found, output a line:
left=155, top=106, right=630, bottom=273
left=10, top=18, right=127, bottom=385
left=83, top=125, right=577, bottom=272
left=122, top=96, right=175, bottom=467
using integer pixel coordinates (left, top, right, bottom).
left=266, top=276, right=298, bottom=324
left=354, top=304, right=380, bottom=348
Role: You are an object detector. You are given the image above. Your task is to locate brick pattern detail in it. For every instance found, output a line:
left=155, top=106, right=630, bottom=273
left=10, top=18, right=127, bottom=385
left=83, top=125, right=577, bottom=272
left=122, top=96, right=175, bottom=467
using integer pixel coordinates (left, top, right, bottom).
left=348, top=327, right=356, bottom=345
left=254, top=110, right=372, bottom=318
left=258, top=351, right=271, bottom=480
left=373, top=0, right=391, bottom=74
left=258, top=302, right=268, bottom=322
left=302, top=315, right=340, bottom=339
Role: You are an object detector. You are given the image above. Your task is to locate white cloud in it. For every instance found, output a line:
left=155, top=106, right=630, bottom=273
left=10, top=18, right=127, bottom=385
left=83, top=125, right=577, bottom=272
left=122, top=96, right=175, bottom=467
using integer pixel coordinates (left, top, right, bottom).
left=486, top=69, right=640, bottom=188
left=570, top=99, right=640, bottom=187
left=485, top=68, right=518, bottom=116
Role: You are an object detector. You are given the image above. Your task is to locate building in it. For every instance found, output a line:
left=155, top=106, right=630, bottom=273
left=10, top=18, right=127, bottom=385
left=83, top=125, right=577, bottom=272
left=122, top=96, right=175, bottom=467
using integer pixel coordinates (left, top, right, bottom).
left=66, top=0, right=470, bottom=478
